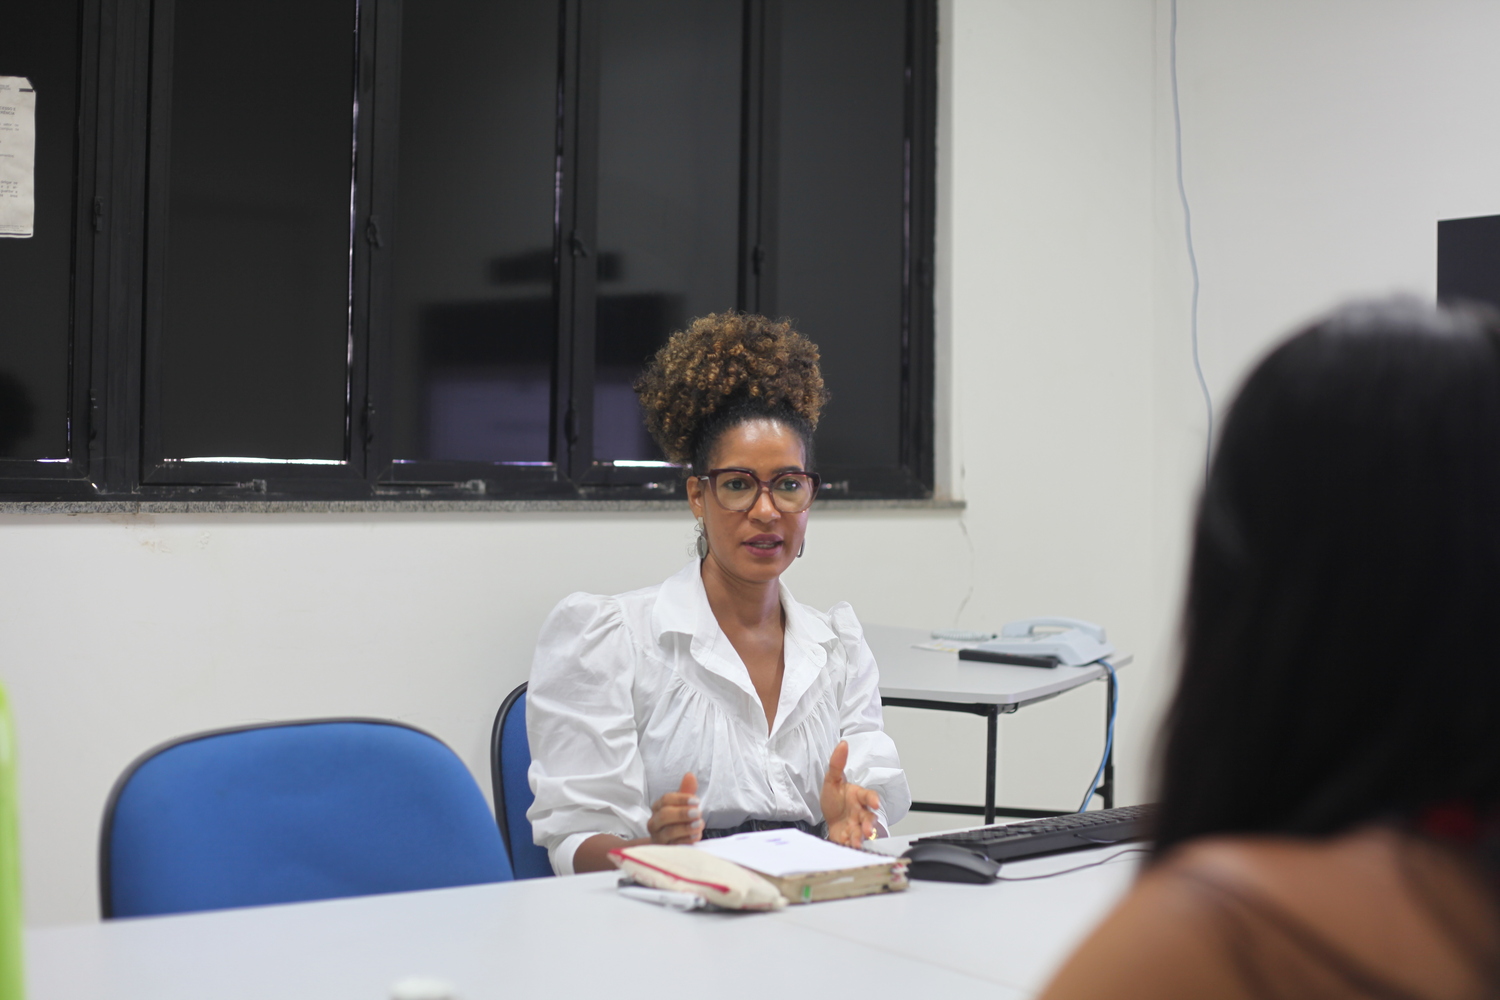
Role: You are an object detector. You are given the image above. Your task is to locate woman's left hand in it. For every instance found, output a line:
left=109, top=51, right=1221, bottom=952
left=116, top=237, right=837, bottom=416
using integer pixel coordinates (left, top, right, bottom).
left=821, top=740, right=882, bottom=847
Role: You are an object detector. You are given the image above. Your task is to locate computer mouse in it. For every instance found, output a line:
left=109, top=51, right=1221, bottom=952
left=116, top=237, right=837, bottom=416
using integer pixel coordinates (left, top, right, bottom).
left=901, top=842, right=1000, bottom=884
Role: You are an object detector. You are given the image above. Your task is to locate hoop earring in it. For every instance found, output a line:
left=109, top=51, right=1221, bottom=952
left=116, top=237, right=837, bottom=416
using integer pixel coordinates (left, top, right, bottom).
left=797, top=540, right=805, bottom=558
left=695, top=517, right=708, bottom=559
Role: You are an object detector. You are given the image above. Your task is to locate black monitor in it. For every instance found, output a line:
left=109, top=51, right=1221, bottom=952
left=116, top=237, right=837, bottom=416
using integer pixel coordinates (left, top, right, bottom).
left=1438, top=214, right=1500, bottom=310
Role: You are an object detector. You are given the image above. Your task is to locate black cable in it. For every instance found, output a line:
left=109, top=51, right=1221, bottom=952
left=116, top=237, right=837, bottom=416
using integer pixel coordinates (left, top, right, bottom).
left=994, top=847, right=1149, bottom=882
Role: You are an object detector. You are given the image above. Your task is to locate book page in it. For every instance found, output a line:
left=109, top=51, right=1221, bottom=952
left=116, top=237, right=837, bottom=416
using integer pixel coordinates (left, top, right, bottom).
left=0, top=77, right=36, bottom=239
left=695, top=829, right=890, bottom=877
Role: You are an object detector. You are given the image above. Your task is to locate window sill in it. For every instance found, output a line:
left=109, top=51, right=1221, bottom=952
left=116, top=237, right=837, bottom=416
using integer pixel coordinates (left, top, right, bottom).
left=0, top=498, right=965, bottom=515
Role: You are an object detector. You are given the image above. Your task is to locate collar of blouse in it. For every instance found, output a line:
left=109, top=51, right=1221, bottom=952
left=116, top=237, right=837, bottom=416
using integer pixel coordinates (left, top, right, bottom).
left=649, top=559, right=841, bottom=739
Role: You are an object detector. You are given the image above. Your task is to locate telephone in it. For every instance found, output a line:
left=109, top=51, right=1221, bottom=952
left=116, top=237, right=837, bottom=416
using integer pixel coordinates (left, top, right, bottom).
left=958, top=617, right=1114, bottom=668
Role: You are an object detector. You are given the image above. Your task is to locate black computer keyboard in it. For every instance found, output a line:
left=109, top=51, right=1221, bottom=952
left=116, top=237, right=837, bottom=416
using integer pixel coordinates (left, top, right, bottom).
left=913, top=804, right=1158, bottom=862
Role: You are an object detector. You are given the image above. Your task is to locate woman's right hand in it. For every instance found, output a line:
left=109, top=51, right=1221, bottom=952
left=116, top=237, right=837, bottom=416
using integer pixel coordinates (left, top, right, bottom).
left=647, top=773, right=704, bottom=844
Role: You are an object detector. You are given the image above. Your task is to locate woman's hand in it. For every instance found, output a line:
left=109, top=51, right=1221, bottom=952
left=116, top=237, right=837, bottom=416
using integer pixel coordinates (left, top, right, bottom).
left=821, top=740, right=882, bottom=847
left=647, top=772, right=704, bottom=845
left=573, top=772, right=704, bottom=872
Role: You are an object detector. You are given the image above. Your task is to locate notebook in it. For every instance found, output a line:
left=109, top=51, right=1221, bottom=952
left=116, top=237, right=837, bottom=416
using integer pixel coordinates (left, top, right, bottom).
left=695, top=829, right=908, bottom=903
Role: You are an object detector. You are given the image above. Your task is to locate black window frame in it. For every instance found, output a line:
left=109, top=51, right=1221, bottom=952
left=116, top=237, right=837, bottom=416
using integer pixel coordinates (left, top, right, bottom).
left=0, top=0, right=937, bottom=504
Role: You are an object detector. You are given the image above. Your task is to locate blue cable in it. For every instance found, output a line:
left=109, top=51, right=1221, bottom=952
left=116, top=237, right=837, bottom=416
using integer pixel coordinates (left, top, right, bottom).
left=1078, top=659, right=1118, bottom=812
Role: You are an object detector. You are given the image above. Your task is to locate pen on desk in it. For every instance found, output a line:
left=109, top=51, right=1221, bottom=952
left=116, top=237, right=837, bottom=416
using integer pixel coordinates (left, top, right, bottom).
left=617, top=883, right=708, bottom=910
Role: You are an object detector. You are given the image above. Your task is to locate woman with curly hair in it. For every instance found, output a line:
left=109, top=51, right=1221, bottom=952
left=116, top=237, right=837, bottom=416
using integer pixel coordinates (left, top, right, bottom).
left=525, top=312, right=911, bottom=875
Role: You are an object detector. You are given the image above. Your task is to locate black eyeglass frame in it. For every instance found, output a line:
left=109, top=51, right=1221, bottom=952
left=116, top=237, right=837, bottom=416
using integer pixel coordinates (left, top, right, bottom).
left=697, top=468, right=823, bottom=514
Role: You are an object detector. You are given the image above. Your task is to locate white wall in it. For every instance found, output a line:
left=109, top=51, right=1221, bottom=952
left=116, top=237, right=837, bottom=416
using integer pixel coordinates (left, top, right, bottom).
left=1144, top=0, right=1500, bottom=764
left=941, top=0, right=1158, bottom=818
left=0, top=510, right=976, bottom=924
left=19, top=0, right=1499, bottom=928
left=1160, top=0, right=1500, bottom=394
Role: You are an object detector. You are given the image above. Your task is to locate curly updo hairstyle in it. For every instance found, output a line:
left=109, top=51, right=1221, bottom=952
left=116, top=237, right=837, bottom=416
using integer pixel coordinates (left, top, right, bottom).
left=634, top=312, right=830, bottom=474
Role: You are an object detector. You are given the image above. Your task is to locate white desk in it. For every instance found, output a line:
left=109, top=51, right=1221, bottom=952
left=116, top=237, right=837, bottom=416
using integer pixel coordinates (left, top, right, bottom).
left=26, top=838, right=1141, bottom=999
left=866, top=624, right=1132, bottom=824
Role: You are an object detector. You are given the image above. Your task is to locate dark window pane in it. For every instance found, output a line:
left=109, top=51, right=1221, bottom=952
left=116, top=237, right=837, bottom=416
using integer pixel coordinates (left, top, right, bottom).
left=391, top=1, right=559, bottom=464
left=0, top=4, right=80, bottom=460
left=594, top=0, right=741, bottom=462
left=156, top=0, right=355, bottom=461
left=776, top=0, right=907, bottom=469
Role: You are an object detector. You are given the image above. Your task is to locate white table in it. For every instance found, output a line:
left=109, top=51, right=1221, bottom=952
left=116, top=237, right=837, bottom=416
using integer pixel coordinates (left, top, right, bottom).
left=866, top=624, right=1132, bottom=824
left=26, top=835, right=1142, bottom=999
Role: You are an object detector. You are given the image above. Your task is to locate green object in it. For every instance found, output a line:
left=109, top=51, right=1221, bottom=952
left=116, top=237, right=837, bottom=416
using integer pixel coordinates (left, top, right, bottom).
left=0, top=683, right=22, bottom=1000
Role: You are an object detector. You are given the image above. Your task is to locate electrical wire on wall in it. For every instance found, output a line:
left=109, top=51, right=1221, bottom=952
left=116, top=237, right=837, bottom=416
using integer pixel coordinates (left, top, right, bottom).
left=954, top=478, right=977, bottom=626
left=1171, top=0, right=1213, bottom=480
left=952, top=363, right=977, bottom=627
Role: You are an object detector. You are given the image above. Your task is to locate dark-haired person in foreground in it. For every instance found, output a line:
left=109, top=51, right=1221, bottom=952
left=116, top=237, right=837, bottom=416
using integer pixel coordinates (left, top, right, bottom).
left=1042, top=298, right=1500, bottom=999
left=526, top=313, right=910, bottom=875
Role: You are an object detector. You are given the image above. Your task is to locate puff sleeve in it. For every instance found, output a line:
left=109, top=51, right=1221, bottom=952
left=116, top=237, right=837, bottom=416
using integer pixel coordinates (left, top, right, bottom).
left=525, top=593, right=650, bottom=875
left=829, top=603, right=912, bottom=833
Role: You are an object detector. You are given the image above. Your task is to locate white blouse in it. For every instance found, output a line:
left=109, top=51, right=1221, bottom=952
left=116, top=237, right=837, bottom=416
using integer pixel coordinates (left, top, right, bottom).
left=525, top=560, right=911, bottom=875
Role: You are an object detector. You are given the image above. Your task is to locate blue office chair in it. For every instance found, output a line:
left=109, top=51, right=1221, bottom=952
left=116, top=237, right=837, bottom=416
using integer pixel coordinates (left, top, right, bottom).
left=490, top=684, right=553, bottom=879
left=100, top=718, right=513, bottom=918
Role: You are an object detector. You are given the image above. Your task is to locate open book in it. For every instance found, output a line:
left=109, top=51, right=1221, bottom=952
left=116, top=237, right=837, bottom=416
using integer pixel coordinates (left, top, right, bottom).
left=695, top=829, right=908, bottom=904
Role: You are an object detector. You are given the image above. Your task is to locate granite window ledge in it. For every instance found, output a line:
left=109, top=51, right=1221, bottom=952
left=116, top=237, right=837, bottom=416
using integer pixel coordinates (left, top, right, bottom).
left=0, top=498, right=966, bottom=516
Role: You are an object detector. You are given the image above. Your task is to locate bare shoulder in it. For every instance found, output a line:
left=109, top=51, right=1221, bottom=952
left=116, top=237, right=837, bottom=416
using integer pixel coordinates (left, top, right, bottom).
left=1162, top=829, right=1388, bottom=886
left=1041, top=828, right=1497, bottom=1000
left=1037, top=847, right=1259, bottom=1000
left=1168, top=827, right=1492, bottom=930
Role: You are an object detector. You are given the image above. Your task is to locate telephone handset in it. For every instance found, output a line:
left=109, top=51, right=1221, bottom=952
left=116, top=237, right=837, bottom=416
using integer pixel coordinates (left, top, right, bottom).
left=1000, top=617, right=1107, bottom=643
left=961, top=617, right=1114, bottom=668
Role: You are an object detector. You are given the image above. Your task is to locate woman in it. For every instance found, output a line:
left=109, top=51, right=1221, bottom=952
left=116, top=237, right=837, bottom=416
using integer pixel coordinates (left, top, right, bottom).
left=1041, top=298, right=1500, bottom=998
left=526, top=312, right=911, bottom=876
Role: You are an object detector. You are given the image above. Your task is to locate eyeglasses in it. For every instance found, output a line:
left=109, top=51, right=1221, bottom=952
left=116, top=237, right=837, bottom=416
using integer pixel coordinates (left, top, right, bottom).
left=699, top=468, right=822, bottom=514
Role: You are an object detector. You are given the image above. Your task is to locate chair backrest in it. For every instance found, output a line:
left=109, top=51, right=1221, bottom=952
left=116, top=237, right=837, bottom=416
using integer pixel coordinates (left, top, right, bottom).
left=101, top=719, right=512, bottom=918
left=490, top=684, right=553, bottom=879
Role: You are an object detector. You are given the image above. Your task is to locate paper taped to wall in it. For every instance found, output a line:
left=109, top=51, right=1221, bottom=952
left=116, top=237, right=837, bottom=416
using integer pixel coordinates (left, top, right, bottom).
left=0, top=77, right=36, bottom=239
